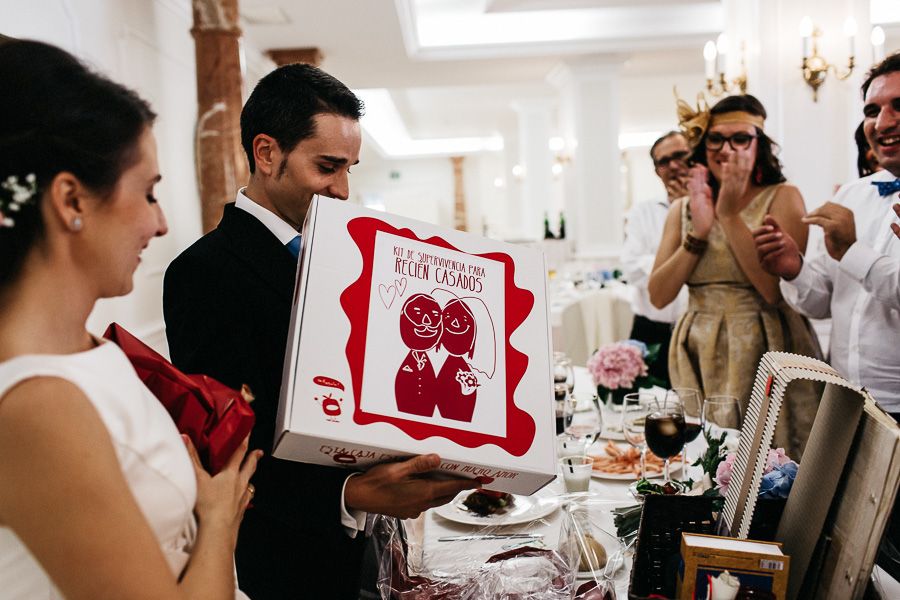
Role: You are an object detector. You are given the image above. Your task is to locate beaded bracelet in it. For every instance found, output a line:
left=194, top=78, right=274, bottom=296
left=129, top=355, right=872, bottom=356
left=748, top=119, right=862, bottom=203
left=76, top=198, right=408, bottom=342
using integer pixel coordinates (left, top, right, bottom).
left=682, top=233, right=708, bottom=255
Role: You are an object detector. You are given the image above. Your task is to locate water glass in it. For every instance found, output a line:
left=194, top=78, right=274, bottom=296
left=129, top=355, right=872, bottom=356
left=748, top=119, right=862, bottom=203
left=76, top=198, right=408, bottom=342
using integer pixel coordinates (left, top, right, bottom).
left=565, top=393, right=603, bottom=450
left=560, top=456, right=593, bottom=492
left=702, top=395, right=743, bottom=439
left=622, top=392, right=654, bottom=479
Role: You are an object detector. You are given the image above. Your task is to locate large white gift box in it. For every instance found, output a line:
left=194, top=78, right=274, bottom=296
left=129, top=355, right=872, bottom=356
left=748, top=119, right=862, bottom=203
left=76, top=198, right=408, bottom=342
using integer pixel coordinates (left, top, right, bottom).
left=273, top=197, right=556, bottom=494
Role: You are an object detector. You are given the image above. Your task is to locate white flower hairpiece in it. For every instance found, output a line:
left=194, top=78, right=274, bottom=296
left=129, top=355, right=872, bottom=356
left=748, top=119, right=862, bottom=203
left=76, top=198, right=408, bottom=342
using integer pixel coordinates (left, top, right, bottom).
left=0, top=174, right=38, bottom=228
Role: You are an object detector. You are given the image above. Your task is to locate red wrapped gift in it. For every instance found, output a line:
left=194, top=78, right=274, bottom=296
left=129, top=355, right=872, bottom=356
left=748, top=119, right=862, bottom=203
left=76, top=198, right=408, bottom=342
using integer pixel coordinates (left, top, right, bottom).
left=103, top=323, right=255, bottom=473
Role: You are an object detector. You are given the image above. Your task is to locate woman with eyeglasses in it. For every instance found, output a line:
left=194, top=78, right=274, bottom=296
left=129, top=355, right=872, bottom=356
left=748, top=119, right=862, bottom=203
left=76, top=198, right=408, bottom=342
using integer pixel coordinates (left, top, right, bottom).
left=647, top=94, right=822, bottom=457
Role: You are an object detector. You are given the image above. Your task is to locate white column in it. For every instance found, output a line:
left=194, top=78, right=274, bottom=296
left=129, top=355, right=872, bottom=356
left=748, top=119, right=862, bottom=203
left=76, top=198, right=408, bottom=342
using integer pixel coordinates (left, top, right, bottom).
left=723, top=0, right=872, bottom=210
left=549, top=56, right=625, bottom=256
left=511, top=98, right=555, bottom=240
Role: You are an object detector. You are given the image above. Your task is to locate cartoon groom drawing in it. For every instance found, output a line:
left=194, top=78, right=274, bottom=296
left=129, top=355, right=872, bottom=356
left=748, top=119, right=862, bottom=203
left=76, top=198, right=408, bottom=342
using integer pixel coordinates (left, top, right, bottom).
left=394, top=293, right=443, bottom=416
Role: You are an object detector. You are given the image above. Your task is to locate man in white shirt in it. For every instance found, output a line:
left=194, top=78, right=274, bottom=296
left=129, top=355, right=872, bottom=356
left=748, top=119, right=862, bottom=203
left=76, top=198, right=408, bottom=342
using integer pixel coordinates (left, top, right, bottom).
left=621, top=131, right=690, bottom=385
left=752, top=53, right=900, bottom=417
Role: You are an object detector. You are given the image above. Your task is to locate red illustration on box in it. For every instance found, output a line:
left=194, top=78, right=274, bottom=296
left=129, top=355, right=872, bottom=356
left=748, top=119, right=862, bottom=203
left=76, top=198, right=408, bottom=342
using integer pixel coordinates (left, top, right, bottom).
left=340, top=217, right=535, bottom=456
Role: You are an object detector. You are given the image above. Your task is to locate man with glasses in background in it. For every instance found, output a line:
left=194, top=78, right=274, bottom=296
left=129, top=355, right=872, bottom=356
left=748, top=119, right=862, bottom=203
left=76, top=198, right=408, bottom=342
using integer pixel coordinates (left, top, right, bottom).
left=621, top=131, right=690, bottom=386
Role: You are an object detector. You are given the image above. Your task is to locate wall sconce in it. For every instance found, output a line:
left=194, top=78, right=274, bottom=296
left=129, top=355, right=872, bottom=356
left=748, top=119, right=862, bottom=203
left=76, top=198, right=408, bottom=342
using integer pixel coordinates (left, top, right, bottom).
left=548, top=136, right=572, bottom=178
left=703, top=34, right=748, bottom=97
left=799, top=16, right=856, bottom=102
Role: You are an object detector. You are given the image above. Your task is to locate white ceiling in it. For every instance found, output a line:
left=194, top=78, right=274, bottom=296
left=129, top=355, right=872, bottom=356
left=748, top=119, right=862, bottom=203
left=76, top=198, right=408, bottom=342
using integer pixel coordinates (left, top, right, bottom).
left=237, top=0, right=726, bottom=155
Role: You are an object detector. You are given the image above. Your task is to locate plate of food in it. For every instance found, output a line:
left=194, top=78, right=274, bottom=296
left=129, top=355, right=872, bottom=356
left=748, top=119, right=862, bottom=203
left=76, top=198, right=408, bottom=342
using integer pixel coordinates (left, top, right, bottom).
left=588, top=440, right=683, bottom=480
left=433, top=487, right=559, bottom=526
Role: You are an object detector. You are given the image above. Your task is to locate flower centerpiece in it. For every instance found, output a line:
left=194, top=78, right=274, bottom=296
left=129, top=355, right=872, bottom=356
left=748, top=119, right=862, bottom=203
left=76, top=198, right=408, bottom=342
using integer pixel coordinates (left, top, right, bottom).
left=586, top=340, right=665, bottom=404
left=693, top=429, right=797, bottom=540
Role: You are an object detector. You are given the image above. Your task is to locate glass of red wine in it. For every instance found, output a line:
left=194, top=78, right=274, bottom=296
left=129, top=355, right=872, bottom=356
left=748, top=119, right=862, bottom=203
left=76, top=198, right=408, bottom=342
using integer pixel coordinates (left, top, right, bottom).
left=554, top=383, right=574, bottom=436
left=644, top=394, right=686, bottom=483
left=666, top=388, right=701, bottom=467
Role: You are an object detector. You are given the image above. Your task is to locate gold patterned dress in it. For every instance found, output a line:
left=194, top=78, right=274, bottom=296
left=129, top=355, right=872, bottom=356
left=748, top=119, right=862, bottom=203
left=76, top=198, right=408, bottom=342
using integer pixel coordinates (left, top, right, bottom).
left=669, top=183, right=823, bottom=457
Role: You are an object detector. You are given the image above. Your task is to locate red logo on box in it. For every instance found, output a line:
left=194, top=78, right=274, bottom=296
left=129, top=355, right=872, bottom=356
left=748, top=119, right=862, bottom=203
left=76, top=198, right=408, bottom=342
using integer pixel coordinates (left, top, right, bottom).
left=340, top=217, right=536, bottom=456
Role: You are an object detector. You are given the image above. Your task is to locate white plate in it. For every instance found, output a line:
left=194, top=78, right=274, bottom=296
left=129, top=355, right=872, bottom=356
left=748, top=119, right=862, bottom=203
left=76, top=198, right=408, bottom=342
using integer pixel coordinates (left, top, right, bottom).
left=433, top=487, right=559, bottom=527
left=588, top=442, right=684, bottom=481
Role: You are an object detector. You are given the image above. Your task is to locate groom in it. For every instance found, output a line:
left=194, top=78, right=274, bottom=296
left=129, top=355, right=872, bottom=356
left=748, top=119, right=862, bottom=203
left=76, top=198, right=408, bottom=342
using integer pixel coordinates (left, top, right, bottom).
left=163, top=63, right=477, bottom=599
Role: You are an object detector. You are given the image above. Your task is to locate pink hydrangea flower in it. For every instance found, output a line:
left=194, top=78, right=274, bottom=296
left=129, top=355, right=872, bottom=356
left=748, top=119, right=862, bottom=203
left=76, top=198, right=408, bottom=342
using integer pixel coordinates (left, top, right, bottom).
left=715, top=452, right=737, bottom=495
left=586, top=342, right=648, bottom=390
left=765, top=448, right=790, bottom=473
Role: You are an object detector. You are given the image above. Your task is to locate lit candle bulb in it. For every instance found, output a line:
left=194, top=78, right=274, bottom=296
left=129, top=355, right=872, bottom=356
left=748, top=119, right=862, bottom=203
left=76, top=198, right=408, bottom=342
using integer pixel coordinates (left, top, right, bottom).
left=703, top=40, right=717, bottom=79
left=872, top=26, right=886, bottom=62
left=799, top=16, right=813, bottom=59
left=716, top=33, right=728, bottom=77
left=844, top=17, right=857, bottom=58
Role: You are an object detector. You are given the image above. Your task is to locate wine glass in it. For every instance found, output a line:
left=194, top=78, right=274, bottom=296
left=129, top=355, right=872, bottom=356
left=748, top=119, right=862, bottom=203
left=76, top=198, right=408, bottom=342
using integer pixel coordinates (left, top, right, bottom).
left=666, top=388, right=702, bottom=466
left=554, top=383, right=574, bottom=436
left=702, top=395, right=743, bottom=441
left=622, top=392, right=654, bottom=479
left=645, top=393, right=686, bottom=483
left=565, top=392, right=604, bottom=451
left=553, top=353, right=574, bottom=393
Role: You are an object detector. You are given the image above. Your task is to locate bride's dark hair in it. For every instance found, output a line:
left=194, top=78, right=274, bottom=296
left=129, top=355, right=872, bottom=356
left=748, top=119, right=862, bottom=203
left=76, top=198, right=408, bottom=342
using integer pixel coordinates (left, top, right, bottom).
left=0, top=40, right=155, bottom=287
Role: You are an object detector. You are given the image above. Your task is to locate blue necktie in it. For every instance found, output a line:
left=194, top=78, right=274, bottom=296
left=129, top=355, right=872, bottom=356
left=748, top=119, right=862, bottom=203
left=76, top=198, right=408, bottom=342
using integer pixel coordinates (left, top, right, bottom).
left=286, top=235, right=301, bottom=258
left=872, top=179, right=900, bottom=196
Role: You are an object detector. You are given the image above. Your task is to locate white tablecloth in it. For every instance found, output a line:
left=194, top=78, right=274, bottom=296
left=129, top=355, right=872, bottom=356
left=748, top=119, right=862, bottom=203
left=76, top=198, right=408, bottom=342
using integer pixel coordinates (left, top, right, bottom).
left=550, top=284, right=635, bottom=367
left=412, top=368, right=702, bottom=598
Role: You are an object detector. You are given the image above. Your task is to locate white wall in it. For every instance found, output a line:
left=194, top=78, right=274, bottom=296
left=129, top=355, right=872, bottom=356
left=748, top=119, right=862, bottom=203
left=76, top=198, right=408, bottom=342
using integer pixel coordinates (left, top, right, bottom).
left=1, top=0, right=202, bottom=352
left=0, top=0, right=276, bottom=355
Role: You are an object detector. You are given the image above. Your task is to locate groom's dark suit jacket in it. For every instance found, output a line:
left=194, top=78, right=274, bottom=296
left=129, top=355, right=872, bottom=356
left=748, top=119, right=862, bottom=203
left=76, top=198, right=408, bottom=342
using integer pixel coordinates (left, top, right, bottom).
left=163, top=203, right=366, bottom=599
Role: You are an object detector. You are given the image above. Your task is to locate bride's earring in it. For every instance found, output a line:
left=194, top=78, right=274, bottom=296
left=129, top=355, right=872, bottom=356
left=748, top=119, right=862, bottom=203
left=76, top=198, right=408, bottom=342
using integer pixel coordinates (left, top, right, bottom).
left=71, top=216, right=83, bottom=231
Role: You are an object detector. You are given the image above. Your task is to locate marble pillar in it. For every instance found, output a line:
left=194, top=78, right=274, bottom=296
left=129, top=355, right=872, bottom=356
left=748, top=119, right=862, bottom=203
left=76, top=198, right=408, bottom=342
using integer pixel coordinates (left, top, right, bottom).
left=511, top=98, right=555, bottom=240
left=549, top=57, right=625, bottom=256
left=191, top=0, right=248, bottom=233
left=450, top=156, right=468, bottom=231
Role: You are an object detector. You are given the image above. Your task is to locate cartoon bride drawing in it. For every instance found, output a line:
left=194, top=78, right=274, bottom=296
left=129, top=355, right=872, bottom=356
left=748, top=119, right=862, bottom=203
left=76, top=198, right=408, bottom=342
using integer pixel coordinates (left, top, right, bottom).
left=433, top=294, right=496, bottom=422
left=394, top=293, right=443, bottom=416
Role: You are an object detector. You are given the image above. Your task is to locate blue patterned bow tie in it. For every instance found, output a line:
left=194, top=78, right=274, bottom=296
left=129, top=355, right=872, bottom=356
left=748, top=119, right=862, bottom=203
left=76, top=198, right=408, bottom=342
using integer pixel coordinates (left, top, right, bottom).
left=872, top=179, right=900, bottom=196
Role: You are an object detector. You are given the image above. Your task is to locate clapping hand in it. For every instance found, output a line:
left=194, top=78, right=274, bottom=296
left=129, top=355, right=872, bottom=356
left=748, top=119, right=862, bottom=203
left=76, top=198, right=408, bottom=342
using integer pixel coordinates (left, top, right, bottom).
left=686, top=164, right=715, bottom=238
left=801, top=202, right=857, bottom=261
left=715, top=152, right=754, bottom=218
left=751, top=215, right=803, bottom=280
left=665, top=173, right=691, bottom=199
left=345, top=453, right=480, bottom=519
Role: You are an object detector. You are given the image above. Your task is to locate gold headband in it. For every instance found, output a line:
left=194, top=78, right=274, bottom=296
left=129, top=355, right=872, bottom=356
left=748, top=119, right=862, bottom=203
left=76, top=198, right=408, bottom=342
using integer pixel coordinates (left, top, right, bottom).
left=674, top=89, right=765, bottom=148
left=710, top=111, right=765, bottom=129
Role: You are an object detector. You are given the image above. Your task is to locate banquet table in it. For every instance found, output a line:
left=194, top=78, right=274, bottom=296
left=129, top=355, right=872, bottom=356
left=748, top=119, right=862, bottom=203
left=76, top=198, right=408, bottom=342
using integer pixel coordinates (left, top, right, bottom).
left=409, top=368, right=701, bottom=599
left=550, top=283, right=635, bottom=367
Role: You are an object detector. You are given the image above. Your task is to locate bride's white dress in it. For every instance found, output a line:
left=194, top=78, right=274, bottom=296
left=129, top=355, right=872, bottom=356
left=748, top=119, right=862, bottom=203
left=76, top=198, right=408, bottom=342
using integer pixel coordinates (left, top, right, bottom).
left=0, top=341, right=246, bottom=598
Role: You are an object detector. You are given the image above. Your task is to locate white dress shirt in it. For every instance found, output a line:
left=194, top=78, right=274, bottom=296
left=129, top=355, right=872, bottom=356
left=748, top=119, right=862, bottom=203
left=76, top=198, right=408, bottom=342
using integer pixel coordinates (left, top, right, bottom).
left=234, top=190, right=368, bottom=536
left=621, top=198, right=688, bottom=323
left=780, top=170, right=900, bottom=412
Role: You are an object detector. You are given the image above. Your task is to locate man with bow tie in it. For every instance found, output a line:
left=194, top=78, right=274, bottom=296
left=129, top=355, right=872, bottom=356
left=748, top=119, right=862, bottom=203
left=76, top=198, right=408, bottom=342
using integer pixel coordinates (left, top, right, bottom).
left=753, top=52, right=900, bottom=419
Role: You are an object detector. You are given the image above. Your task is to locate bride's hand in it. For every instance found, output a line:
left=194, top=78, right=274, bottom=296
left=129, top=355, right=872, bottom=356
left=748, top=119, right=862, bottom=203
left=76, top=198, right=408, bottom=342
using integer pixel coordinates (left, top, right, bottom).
left=687, top=164, right=715, bottom=239
left=183, top=435, right=262, bottom=539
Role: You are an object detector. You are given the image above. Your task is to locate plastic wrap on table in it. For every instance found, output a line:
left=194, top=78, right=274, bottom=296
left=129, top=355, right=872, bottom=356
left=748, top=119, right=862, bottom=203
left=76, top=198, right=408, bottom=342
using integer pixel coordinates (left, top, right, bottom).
left=372, top=499, right=621, bottom=600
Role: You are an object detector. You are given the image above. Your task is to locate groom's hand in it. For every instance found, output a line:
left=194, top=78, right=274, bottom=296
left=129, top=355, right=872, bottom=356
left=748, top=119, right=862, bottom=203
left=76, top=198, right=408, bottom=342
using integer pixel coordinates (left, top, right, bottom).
left=344, top=453, right=480, bottom=519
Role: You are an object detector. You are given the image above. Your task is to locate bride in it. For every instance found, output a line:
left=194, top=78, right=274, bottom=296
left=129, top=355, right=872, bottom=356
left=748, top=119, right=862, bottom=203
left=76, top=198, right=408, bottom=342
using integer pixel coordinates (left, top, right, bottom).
left=0, top=40, right=259, bottom=599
